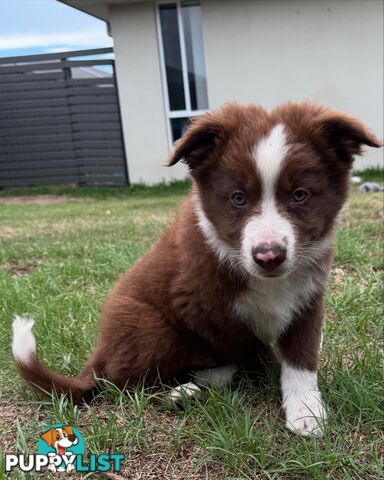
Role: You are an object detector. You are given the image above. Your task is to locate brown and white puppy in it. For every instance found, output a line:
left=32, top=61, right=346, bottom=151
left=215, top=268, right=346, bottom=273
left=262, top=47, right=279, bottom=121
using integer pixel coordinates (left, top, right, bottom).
left=12, top=102, right=381, bottom=436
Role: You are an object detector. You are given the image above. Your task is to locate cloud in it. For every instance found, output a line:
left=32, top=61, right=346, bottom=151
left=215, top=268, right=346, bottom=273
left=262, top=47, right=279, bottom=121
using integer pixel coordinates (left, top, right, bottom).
left=43, top=46, right=84, bottom=54
left=0, top=31, right=113, bottom=51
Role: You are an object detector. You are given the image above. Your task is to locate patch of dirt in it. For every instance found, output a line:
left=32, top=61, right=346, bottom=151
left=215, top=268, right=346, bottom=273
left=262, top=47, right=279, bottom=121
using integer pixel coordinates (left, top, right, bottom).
left=330, top=267, right=347, bottom=285
left=0, top=401, right=40, bottom=454
left=0, top=195, right=71, bottom=205
left=1, top=262, right=38, bottom=277
left=74, top=404, right=228, bottom=480
left=119, top=448, right=226, bottom=480
left=0, top=399, right=228, bottom=479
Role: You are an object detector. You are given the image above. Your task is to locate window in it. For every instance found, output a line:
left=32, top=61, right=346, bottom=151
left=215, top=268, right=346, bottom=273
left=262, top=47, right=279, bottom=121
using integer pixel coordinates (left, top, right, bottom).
left=158, top=1, right=208, bottom=145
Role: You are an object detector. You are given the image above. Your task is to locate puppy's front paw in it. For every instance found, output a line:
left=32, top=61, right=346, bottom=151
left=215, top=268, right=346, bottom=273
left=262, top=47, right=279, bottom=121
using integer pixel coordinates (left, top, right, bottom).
left=284, top=391, right=326, bottom=436
left=281, top=364, right=327, bottom=437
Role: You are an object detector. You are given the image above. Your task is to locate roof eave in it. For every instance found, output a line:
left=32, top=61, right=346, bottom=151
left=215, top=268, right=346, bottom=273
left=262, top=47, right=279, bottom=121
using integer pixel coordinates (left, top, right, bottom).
left=58, top=0, right=111, bottom=23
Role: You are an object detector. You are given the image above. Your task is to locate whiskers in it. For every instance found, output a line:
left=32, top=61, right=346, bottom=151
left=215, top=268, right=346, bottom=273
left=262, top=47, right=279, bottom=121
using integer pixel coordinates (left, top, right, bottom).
left=216, top=248, right=249, bottom=283
left=294, top=239, right=333, bottom=274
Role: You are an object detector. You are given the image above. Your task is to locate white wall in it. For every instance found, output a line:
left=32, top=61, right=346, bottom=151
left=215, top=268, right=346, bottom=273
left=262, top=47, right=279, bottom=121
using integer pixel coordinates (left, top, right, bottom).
left=109, top=1, right=176, bottom=184
left=202, top=0, right=383, bottom=169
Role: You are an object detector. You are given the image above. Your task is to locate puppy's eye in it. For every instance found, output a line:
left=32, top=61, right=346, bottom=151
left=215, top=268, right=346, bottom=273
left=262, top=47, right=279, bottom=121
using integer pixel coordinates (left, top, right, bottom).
left=231, top=192, right=246, bottom=206
left=293, top=189, right=309, bottom=203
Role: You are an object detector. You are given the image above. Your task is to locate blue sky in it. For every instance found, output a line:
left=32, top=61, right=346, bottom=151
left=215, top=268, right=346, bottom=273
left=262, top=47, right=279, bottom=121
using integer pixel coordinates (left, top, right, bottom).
left=0, top=0, right=112, bottom=58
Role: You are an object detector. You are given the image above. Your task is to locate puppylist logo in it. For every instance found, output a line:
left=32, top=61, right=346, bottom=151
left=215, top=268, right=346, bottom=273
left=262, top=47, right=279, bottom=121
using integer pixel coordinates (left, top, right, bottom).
left=5, top=424, right=124, bottom=473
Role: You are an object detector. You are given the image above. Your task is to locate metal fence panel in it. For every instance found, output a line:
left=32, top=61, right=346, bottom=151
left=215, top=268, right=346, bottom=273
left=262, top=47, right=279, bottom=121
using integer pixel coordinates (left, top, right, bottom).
left=0, top=48, right=128, bottom=187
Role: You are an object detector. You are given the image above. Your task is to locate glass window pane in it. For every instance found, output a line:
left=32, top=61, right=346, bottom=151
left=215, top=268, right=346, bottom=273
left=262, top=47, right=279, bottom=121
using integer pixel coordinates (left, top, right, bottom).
left=159, top=4, right=186, bottom=111
left=171, top=117, right=191, bottom=141
left=181, top=2, right=208, bottom=111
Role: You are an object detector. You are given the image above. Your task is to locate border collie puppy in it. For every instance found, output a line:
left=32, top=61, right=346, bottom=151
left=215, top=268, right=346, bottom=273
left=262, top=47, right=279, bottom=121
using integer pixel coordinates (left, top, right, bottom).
left=12, top=102, right=381, bottom=436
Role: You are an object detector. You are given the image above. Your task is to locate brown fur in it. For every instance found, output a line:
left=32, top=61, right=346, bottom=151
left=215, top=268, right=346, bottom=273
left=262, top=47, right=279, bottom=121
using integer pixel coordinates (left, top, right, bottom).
left=14, top=102, right=381, bottom=403
left=278, top=294, right=326, bottom=371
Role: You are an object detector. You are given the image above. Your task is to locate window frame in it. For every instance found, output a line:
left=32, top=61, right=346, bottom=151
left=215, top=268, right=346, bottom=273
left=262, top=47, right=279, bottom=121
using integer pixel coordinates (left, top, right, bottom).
left=156, top=0, right=209, bottom=148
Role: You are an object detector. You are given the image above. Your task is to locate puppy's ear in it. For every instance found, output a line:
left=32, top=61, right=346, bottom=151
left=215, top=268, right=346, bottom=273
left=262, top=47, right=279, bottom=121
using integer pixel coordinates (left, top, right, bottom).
left=317, top=110, right=382, bottom=163
left=41, top=428, right=56, bottom=447
left=167, top=114, right=225, bottom=170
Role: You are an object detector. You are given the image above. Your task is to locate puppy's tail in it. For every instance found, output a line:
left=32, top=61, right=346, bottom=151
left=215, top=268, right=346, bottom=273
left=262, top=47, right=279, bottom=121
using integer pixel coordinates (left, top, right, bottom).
left=12, top=316, right=97, bottom=403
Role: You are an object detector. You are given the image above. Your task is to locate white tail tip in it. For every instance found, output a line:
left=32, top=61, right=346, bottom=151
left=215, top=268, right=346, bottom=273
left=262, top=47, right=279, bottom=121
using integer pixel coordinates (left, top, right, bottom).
left=12, top=316, right=36, bottom=365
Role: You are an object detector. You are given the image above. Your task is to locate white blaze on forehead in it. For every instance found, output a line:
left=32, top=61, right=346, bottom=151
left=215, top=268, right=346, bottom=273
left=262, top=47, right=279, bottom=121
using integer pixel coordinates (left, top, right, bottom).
left=254, top=123, right=288, bottom=197
left=240, top=123, right=295, bottom=277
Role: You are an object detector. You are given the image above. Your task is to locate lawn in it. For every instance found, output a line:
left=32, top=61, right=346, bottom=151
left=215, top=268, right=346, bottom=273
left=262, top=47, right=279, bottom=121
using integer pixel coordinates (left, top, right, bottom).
left=0, top=171, right=383, bottom=479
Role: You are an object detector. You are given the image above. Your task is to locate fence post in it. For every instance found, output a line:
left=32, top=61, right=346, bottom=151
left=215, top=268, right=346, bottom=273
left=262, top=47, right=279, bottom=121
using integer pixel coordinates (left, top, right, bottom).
left=112, top=59, right=130, bottom=186
left=62, top=57, right=83, bottom=185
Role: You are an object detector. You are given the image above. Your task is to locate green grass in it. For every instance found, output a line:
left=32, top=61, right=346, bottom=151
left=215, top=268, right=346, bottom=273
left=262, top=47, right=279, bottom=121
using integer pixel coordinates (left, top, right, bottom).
left=0, top=175, right=383, bottom=479
left=353, top=167, right=383, bottom=183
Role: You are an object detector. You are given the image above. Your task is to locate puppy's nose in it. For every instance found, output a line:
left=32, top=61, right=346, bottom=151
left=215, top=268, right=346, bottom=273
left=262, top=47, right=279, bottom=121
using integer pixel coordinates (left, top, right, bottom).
left=252, top=242, right=287, bottom=271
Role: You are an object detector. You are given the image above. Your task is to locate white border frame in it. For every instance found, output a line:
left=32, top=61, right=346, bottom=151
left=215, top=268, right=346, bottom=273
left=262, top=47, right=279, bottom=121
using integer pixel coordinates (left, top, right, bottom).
left=156, top=0, right=209, bottom=149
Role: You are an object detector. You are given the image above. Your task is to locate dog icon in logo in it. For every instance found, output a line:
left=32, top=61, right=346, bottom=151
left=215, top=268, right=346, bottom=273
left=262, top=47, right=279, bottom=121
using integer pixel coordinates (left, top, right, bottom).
left=39, top=425, right=80, bottom=472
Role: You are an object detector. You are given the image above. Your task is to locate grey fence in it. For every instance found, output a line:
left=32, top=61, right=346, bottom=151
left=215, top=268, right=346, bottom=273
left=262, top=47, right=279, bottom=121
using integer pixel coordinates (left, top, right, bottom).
left=0, top=48, right=128, bottom=188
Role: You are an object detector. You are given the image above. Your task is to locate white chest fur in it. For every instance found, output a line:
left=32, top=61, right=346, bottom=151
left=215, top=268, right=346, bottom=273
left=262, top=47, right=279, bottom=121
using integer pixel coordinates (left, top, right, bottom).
left=231, top=270, right=322, bottom=343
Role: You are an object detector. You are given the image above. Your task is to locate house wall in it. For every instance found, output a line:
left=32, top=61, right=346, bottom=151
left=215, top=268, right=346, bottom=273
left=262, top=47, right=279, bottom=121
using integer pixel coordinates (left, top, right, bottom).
left=201, top=0, right=383, bottom=169
left=109, top=1, right=184, bottom=184
left=108, top=0, right=382, bottom=183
